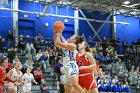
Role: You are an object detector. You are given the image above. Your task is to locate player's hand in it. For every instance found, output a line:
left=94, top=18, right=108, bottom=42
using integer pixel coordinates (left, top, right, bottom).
left=101, top=75, right=106, bottom=80
left=3, top=84, right=8, bottom=88
left=14, top=81, right=20, bottom=86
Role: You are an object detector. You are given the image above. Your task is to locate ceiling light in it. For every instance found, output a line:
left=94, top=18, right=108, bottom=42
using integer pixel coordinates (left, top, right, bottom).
left=123, top=1, right=130, bottom=5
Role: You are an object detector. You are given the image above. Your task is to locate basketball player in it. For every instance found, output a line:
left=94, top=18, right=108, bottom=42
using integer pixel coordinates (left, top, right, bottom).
left=76, top=41, right=98, bottom=93
left=7, top=61, right=23, bottom=93
left=0, top=57, right=18, bottom=93
left=54, top=30, right=83, bottom=92
left=22, top=67, right=37, bottom=93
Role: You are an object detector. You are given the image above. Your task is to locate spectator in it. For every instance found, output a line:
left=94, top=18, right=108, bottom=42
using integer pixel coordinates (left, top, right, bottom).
left=57, top=67, right=65, bottom=93
left=34, top=67, right=43, bottom=85
left=40, top=78, right=50, bottom=93
left=26, top=42, right=36, bottom=56
left=7, top=47, right=16, bottom=63
left=0, top=38, right=6, bottom=53
left=18, top=35, right=25, bottom=53
left=37, top=32, right=43, bottom=43
left=36, top=50, right=43, bottom=60
left=24, top=56, right=34, bottom=70
left=39, top=52, right=49, bottom=71
left=13, top=56, right=20, bottom=64
left=7, top=31, right=14, bottom=49
left=34, top=37, right=40, bottom=53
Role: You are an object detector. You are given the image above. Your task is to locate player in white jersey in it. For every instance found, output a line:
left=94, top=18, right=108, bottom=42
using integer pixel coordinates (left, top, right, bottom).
left=22, top=67, right=37, bottom=93
left=7, top=61, right=23, bottom=93
left=54, top=30, right=84, bottom=93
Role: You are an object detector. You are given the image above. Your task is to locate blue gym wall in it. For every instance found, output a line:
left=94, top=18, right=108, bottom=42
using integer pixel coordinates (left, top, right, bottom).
left=18, top=1, right=75, bottom=39
left=0, top=1, right=140, bottom=44
left=116, top=15, right=140, bottom=43
left=0, top=1, right=12, bottom=39
left=79, top=10, right=112, bottom=43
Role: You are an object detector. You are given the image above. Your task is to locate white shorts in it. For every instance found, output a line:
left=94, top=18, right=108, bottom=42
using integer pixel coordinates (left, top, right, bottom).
left=23, top=86, right=31, bottom=92
left=8, top=83, right=17, bottom=91
left=63, top=61, right=79, bottom=84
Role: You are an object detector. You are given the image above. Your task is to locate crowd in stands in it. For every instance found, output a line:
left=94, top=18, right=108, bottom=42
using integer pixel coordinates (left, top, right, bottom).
left=0, top=31, right=140, bottom=93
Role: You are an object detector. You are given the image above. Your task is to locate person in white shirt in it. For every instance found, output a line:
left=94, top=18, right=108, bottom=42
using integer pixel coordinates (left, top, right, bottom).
left=22, top=67, right=37, bottom=93
left=35, top=50, right=43, bottom=60
left=26, top=42, right=36, bottom=56
left=7, top=61, right=23, bottom=93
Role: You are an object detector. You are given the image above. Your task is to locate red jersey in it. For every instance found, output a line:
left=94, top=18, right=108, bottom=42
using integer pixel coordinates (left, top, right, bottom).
left=76, top=52, right=91, bottom=74
left=0, top=67, right=7, bottom=86
left=0, top=66, right=14, bottom=93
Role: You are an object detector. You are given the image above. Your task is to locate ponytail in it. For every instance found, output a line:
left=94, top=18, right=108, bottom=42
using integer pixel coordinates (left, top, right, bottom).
left=84, top=42, right=91, bottom=52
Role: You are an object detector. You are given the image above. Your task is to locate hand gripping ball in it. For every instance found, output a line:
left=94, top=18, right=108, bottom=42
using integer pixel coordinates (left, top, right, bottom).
left=54, top=21, right=64, bottom=33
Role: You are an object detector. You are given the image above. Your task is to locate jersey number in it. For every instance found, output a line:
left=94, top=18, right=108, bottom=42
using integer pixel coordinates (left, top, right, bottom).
left=77, top=62, right=83, bottom=67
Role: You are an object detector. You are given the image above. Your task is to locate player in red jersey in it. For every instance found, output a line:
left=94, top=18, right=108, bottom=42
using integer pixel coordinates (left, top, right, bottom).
left=0, top=57, right=18, bottom=93
left=76, top=41, right=98, bottom=93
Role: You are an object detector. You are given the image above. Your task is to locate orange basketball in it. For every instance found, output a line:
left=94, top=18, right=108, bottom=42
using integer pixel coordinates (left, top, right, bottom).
left=54, top=21, right=64, bottom=33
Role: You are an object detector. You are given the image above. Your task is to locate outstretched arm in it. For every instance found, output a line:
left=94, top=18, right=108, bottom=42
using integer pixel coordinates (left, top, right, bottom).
left=54, top=31, right=76, bottom=51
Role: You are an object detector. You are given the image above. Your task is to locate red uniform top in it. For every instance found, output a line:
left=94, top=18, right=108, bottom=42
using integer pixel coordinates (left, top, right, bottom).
left=76, top=52, right=91, bottom=74
left=0, top=66, right=14, bottom=87
left=0, top=67, right=7, bottom=87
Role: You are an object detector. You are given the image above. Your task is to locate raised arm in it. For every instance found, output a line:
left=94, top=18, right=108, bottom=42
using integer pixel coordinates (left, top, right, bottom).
left=54, top=32, right=76, bottom=51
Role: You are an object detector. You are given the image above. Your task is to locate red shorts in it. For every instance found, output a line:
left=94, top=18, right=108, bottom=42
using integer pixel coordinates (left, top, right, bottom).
left=78, top=73, right=97, bottom=90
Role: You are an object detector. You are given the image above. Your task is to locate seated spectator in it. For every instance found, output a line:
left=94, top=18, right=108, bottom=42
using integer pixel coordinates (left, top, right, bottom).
left=106, top=53, right=112, bottom=64
left=97, top=52, right=106, bottom=62
left=123, top=82, right=131, bottom=92
left=98, top=80, right=106, bottom=92
left=26, top=42, right=36, bottom=56
left=13, top=56, right=20, bottom=63
left=40, top=78, right=50, bottom=93
left=34, top=67, right=44, bottom=85
left=112, top=76, right=119, bottom=85
left=7, top=47, right=16, bottom=63
left=105, top=80, right=112, bottom=92
left=36, top=50, right=43, bottom=60
left=24, top=55, right=34, bottom=70
left=57, top=67, right=65, bottom=93
left=18, top=35, right=25, bottom=53
left=39, top=52, right=49, bottom=71
left=112, top=80, right=119, bottom=92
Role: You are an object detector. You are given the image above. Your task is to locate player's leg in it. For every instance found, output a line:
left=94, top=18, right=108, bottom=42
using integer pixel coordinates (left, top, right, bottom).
left=64, top=84, right=73, bottom=93
left=88, top=88, right=98, bottom=93
left=71, top=75, right=83, bottom=93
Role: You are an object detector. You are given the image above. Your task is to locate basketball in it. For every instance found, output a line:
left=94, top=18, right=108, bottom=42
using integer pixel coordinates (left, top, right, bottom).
left=54, top=21, right=64, bottom=33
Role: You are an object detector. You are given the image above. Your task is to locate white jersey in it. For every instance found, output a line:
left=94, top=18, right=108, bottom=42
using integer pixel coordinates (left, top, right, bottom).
left=10, top=68, right=22, bottom=81
left=62, top=48, right=76, bottom=66
left=62, top=49, right=79, bottom=84
left=8, top=68, right=22, bottom=91
left=23, top=73, right=33, bottom=87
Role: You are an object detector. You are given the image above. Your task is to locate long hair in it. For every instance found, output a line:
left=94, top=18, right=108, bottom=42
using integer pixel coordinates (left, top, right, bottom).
left=75, top=35, right=84, bottom=45
left=84, top=42, right=91, bottom=52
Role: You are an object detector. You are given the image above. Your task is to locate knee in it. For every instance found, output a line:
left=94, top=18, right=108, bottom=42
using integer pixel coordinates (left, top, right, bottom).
left=72, top=83, right=79, bottom=88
